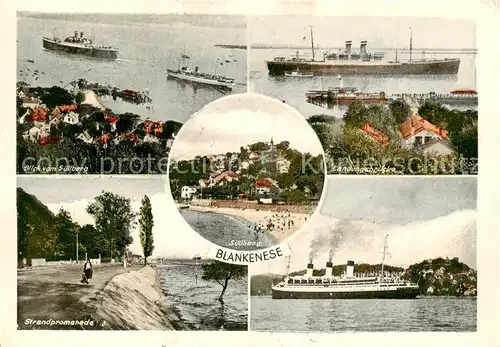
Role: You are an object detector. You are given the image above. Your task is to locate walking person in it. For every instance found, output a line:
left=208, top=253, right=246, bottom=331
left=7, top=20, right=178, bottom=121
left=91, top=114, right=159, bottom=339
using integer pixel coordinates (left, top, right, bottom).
left=81, top=260, right=93, bottom=284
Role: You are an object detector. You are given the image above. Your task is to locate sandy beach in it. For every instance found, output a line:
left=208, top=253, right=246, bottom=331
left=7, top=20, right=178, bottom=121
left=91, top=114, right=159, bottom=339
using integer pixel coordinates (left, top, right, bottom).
left=82, top=90, right=106, bottom=110
left=187, top=205, right=310, bottom=242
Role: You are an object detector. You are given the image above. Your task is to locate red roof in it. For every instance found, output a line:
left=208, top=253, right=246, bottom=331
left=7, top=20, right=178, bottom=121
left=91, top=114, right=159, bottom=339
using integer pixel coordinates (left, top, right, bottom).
left=29, top=107, right=48, bottom=122
left=256, top=178, right=275, bottom=188
left=399, top=115, right=449, bottom=140
left=104, top=113, right=120, bottom=123
left=450, top=89, right=477, bottom=95
left=40, top=136, right=59, bottom=145
left=58, top=104, right=77, bottom=113
left=360, top=123, right=389, bottom=147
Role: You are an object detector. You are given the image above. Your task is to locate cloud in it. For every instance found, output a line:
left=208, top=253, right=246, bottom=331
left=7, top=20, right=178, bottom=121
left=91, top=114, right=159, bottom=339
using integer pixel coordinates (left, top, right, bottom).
left=170, top=94, right=324, bottom=160
left=250, top=209, right=477, bottom=275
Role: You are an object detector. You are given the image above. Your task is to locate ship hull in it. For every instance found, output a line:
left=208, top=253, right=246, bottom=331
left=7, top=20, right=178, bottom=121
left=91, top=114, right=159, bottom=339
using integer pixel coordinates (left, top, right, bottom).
left=267, top=59, right=460, bottom=75
left=271, top=286, right=420, bottom=299
left=42, top=38, right=118, bottom=59
left=167, top=70, right=233, bottom=90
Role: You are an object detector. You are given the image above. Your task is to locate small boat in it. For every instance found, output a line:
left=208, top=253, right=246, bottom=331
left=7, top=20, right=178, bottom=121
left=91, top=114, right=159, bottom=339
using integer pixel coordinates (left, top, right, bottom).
left=284, top=69, right=313, bottom=78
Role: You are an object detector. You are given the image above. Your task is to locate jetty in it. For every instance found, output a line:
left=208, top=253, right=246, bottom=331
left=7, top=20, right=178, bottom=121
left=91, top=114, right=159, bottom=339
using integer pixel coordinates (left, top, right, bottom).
left=74, top=79, right=152, bottom=104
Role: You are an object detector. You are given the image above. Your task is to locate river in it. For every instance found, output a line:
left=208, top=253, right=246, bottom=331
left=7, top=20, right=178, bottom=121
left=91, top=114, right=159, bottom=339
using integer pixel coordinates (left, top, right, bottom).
left=179, top=209, right=278, bottom=250
left=157, top=262, right=247, bottom=330
left=250, top=296, right=476, bottom=332
left=249, top=49, right=477, bottom=119
left=17, top=13, right=247, bottom=123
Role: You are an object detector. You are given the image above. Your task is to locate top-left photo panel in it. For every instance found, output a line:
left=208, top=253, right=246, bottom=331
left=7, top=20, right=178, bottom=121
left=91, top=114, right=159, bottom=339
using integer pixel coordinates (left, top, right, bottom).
left=16, top=12, right=247, bottom=175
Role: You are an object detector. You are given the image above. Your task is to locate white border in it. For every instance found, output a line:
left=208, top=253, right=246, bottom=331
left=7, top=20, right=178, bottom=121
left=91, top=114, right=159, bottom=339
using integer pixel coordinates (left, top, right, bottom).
left=1, top=1, right=499, bottom=346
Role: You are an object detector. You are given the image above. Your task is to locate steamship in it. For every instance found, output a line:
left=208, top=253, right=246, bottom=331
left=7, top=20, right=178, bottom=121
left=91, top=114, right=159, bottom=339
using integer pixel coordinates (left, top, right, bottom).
left=272, top=235, right=420, bottom=299
left=42, top=31, right=118, bottom=59
left=266, top=27, right=460, bottom=76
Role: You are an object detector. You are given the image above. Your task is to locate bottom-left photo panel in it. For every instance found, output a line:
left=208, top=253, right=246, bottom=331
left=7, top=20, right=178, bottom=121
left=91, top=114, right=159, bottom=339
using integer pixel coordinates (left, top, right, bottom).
left=16, top=176, right=248, bottom=331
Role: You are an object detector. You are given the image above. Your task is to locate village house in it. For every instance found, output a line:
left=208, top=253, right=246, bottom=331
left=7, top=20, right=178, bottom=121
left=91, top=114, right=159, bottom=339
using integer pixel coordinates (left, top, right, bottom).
left=199, top=171, right=239, bottom=188
left=181, top=186, right=200, bottom=200
left=255, top=178, right=280, bottom=196
left=359, top=123, right=390, bottom=147
left=399, top=114, right=452, bottom=155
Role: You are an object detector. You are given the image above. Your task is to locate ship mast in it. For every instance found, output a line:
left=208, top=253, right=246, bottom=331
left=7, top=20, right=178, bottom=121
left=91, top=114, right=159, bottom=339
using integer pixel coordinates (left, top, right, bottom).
left=380, top=234, right=390, bottom=282
left=310, top=25, right=315, bottom=61
left=409, top=26, right=413, bottom=62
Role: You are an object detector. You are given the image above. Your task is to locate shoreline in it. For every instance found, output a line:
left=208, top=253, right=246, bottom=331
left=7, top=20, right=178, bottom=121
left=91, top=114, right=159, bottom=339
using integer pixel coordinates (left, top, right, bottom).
left=82, top=90, right=106, bottom=110
left=17, top=264, right=187, bottom=330
left=187, top=205, right=309, bottom=242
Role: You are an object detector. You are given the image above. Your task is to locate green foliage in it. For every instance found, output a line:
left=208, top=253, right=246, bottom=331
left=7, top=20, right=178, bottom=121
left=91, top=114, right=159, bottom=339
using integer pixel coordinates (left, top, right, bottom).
left=54, top=208, right=80, bottom=256
left=389, top=100, right=412, bottom=124
left=86, top=190, right=137, bottom=260
left=249, top=141, right=269, bottom=152
left=202, top=261, right=247, bottom=301
left=17, top=188, right=58, bottom=262
left=74, top=91, right=85, bottom=105
left=250, top=274, right=285, bottom=296
left=139, top=195, right=155, bottom=265
left=39, top=86, right=73, bottom=108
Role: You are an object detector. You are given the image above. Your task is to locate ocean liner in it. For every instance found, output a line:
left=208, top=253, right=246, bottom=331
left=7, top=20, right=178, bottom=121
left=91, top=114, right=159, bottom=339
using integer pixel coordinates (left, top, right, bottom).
left=167, top=66, right=235, bottom=91
left=42, top=31, right=118, bottom=59
left=266, top=27, right=460, bottom=76
left=272, top=235, right=420, bottom=299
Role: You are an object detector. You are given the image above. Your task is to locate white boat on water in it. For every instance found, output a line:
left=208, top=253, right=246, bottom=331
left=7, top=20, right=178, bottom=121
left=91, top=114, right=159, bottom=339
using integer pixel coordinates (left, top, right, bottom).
left=167, top=66, right=235, bottom=90
left=284, top=69, right=313, bottom=78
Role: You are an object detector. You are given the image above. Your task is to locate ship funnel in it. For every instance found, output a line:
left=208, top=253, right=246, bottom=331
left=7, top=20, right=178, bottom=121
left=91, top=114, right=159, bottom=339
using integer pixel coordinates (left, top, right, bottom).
left=80, top=31, right=85, bottom=39
left=345, top=41, right=352, bottom=55
left=360, top=41, right=368, bottom=56
left=306, top=263, right=314, bottom=277
left=325, top=261, right=333, bottom=277
left=74, top=31, right=79, bottom=38
left=345, top=260, right=355, bottom=277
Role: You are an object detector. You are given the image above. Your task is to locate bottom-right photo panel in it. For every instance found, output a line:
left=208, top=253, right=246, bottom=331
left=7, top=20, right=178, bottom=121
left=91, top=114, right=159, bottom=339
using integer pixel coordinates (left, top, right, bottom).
left=249, top=176, right=477, bottom=332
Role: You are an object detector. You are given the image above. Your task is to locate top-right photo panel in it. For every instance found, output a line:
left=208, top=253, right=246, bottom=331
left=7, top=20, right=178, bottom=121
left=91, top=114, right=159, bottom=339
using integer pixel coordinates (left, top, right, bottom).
left=248, top=16, right=477, bottom=175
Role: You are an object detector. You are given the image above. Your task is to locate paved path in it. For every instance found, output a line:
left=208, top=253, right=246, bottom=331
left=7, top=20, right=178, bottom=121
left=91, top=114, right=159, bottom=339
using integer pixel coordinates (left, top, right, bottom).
left=17, top=263, right=141, bottom=328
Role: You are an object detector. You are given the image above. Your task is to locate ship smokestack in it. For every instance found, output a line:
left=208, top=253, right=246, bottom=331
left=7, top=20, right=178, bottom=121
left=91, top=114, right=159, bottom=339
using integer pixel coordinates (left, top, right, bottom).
left=345, top=260, right=355, bottom=277
left=306, top=263, right=314, bottom=277
left=80, top=31, right=85, bottom=39
left=325, top=261, right=333, bottom=277
left=345, top=41, right=352, bottom=55
left=360, top=41, right=367, bottom=56
left=74, top=31, right=79, bottom=39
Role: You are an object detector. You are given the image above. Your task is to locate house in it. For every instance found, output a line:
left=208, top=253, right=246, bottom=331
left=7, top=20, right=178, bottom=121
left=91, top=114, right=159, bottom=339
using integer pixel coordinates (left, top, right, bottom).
left=142, top=134, right=160, bottom=144
left=104, top=114, right=120, bottom=132
left=417, top=138, right=455, bottom=157
left=399, top=114, right=449, bottom=149
left=76, top=131, right=94, bottom=144
left=276, top=157, right=291, bottom=173
left=249, top=152, right=260, bottom=161
left=62, top=111, right=79, bottom=125
left=28, top=106, right=48, bottom=123
left=21, top=96, right=41, bottom=109
left=255, top=178, right=280, bottom=196
left=181, top=186, right=199, bottom=200
left=360, top=123, right=389, bottom=147
left=200, top=171, right=239, bottom=188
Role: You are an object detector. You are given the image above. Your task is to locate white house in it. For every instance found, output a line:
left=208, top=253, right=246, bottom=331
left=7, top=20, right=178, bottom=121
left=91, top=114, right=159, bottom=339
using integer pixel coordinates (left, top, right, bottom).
left=399, top=114, right=449, bottom=149
left=62, top=111, right=79, bottom=125
left=181, top=186, right=199, bottom=200
left=420, top=138, right=455, bottom=157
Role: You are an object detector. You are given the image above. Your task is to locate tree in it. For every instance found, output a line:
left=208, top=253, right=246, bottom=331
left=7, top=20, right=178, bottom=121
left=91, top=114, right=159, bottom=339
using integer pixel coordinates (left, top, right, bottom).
left=389, top=100, right=412, bottom=124
left=202, top=261, right=247, bottom=301
left=86, top=191, right=136, bottom=260
left=74, top=91, right=85, bottom=105
left=40, top=86, right=73, bottom=108
left=54, top=208, right=79, bottom=258
left=139, top=195, right=154, bottom=265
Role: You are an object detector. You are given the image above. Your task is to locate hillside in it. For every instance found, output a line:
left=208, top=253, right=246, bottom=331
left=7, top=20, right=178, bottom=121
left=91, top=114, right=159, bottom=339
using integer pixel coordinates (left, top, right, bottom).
left=251, top=257, right=477, bottom=297
left=17, top=187, right=58, bottom=263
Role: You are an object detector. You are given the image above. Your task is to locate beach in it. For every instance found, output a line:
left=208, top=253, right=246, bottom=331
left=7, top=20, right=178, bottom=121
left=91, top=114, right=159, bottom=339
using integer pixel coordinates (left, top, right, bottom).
left=187, top=204, right=310, bottom=242
left=82, top=90, right=106, bottom=110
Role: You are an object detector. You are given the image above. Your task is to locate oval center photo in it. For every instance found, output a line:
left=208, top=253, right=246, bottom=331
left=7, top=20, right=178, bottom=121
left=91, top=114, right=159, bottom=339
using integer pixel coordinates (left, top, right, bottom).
left=167, top=93, right=326, bottom=252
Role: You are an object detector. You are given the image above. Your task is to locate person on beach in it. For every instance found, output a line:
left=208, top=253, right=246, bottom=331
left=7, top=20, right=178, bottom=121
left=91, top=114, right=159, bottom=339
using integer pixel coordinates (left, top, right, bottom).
left=81, top=260, right=93, bottom=284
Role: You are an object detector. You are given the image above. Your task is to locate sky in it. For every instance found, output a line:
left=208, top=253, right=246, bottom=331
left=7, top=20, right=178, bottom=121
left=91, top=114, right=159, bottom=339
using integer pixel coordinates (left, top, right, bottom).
left=248, top=16, right=476, bottom=50
left=251, top=176, right=477, bottom=274
left=17, top=176, right=213, bottom=258
left=169, top=93, right=325, bottom=160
